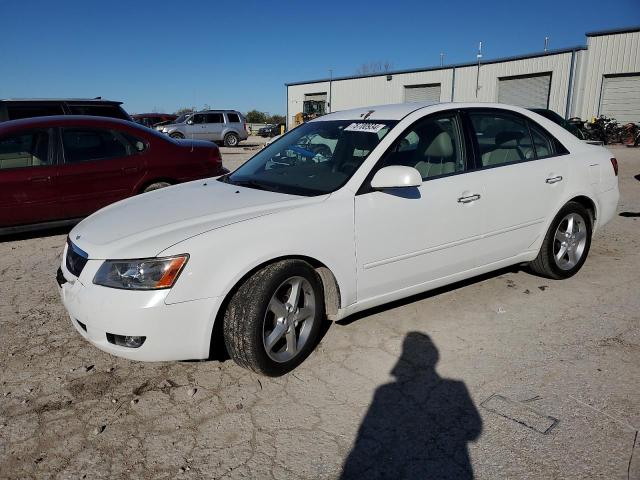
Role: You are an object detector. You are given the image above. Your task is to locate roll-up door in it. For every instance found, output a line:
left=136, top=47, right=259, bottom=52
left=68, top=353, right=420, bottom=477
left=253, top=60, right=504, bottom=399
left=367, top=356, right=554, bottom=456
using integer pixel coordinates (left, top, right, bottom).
left=404, top=84, right=441, bottom=103
left=498, top=73, right=551, bottom=108
left=600, top=74, right=640, bottom=123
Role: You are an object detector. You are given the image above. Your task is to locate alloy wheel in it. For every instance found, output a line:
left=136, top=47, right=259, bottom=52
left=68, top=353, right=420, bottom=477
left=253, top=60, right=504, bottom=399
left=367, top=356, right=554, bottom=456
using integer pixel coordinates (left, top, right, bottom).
left=553, top=213, right=588, bottom=270
left=262, top=276, right=316, bottom=363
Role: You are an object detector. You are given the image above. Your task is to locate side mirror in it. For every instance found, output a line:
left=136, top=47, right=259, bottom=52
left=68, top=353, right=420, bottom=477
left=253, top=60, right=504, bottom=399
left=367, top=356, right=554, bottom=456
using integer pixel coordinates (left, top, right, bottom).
left=370, top=166, right=422, bottom=189
left=187, top=120, right=194, bottom=125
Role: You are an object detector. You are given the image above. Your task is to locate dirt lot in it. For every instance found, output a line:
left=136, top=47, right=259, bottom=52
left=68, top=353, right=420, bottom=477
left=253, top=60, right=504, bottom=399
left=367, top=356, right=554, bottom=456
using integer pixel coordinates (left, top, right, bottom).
left=1, top=146, right=638, bottom=479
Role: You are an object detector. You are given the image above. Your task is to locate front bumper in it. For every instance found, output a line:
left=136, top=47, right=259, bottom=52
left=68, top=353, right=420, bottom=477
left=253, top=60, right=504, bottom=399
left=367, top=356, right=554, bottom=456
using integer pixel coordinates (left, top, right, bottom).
left=57, top=262, right=221, bottom=361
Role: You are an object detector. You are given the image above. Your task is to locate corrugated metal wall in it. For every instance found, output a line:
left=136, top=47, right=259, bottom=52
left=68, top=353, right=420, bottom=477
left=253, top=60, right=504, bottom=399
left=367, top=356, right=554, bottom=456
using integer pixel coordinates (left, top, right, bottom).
left=287, top=30, right=640, bottom=128
left=287, top=70, right=454, bottom=127
left=576, top=31, right=640, bottom=120
left=452, top=53, right=573, bottom=114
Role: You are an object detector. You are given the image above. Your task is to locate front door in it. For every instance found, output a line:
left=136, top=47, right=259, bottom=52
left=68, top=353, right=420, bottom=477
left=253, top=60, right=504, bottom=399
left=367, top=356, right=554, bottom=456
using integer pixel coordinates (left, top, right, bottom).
left=0, top=128, right=61, bottom=227
left=185, top=113, right=206, bottom=140
left=354, top=112, right=487, bottom=301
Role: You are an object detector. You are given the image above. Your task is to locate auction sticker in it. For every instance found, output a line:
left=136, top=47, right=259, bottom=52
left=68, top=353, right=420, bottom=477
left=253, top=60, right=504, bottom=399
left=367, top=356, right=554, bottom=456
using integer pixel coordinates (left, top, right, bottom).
left=344, top=123, right=387, bottom=133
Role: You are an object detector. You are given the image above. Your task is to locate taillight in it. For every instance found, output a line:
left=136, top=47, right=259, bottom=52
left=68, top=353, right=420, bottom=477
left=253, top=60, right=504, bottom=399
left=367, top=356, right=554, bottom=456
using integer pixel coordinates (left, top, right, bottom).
left=610, top=158, right=618, bottom=176
left=209, top=147, right=222, bottom=166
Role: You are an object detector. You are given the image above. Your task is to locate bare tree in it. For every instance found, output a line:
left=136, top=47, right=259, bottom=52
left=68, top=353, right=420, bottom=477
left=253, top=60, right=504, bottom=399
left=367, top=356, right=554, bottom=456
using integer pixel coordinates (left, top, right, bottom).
left=356, top=60, right=393, bottom=75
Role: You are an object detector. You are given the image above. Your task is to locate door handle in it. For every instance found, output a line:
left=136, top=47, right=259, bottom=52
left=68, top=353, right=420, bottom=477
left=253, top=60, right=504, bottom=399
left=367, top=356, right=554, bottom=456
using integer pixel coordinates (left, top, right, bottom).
left=546, top=176, right=563, bottom=184
left=122, top=167, right=138, bottom=174
left=457, top=194, right=481, bottom=204
left=29, top=176, right=51, bottom=183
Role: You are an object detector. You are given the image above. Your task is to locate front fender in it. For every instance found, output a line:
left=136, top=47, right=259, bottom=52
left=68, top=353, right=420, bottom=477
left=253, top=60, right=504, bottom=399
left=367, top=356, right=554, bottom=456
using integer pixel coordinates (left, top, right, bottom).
left=160, top=194, right=357, bottom=309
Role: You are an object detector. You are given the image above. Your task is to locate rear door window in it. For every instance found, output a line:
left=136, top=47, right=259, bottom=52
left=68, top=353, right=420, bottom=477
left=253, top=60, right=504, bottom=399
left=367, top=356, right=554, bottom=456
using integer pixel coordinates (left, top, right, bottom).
left=67, top=104, right=129, bottom=120
left=468, top=111, right=534, bottom=167
left=7, top=105, right=64, bottom=120
left=528, top=122, right=568, bottom=158
left=226, top=113, right=240, bottom=123
left=0, top=130, right=50, bottom=169
left=61, top=128, right=132, bottom=163
left=206, top=113, right=224, bottom=124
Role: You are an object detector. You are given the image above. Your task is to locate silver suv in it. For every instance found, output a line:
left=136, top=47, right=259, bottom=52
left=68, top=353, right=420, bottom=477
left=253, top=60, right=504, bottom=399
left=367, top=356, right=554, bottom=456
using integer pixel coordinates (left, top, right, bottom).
left=162, top=110, right=248, bottom=147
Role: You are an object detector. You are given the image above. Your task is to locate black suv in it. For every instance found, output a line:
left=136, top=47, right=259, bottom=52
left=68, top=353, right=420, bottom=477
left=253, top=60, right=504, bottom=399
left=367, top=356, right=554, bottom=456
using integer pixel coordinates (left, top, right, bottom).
left=0, top=98, right=132, bottom=122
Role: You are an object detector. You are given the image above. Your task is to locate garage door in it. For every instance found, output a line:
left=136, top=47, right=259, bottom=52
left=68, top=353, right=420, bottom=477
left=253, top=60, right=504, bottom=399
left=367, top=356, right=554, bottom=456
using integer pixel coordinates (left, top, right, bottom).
left=404, top=84, right=441, bottom=103
left=600, top=74, right=640, bottom=123
left=498, top=73, right=551, bottom=108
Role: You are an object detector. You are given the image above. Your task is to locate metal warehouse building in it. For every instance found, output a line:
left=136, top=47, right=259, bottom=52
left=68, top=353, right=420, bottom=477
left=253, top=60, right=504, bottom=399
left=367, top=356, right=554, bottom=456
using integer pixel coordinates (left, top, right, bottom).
left=286, top=26, right=640, bottom=128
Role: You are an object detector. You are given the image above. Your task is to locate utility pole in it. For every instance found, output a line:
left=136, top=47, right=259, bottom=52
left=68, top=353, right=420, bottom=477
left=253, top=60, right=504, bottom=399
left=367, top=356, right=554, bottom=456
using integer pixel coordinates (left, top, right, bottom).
left=440, top=52, right=445, bottom=67
left=476, top=41, right=483, bottom=97
left=328, top=68, right=333, bottom=113
left=544, top=36, right=550, bottom=52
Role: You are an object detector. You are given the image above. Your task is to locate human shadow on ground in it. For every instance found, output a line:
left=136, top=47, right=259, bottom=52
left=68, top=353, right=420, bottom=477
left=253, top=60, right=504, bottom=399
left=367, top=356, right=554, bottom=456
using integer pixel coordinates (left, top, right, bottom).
left=341, top=332, right=482, bottom=480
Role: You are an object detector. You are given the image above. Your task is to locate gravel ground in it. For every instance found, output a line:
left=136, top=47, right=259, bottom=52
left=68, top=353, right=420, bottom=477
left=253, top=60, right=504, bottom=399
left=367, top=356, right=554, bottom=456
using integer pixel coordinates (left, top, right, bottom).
left=0, top=146, right=638, bottom=479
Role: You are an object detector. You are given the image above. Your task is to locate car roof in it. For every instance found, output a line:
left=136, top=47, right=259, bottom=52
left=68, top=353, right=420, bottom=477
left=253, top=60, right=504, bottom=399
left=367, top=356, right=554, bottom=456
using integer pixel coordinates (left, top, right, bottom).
left=0, top=98, right=123, bottom=105
left=0, top=115, right=144, bottom=133
left=132, top=113, right=176, bottom=117
left=314, top=102, right=540, bottom=121
left=194, top=110, right=242, bottom=114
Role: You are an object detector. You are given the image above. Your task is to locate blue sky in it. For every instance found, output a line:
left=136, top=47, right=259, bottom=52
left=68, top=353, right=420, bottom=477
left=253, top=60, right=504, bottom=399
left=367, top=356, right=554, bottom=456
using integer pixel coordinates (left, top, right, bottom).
left=2, top=0, right=639, bottom=115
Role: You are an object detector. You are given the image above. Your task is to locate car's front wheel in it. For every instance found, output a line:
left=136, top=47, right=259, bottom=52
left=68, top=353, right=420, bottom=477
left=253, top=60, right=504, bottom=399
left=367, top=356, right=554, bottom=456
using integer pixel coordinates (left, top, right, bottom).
left=170, top=132, right=184, bottom=139
left=142, top=181, right=172, bottom=193
left=529, top=201, right=592, bottom=279
left=223, top=260, right=325, bottom=376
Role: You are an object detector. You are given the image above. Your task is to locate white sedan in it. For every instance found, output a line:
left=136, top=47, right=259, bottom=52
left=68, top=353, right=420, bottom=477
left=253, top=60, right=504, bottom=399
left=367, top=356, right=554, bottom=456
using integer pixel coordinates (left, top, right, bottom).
left=58, top=102, right=619, bottom=376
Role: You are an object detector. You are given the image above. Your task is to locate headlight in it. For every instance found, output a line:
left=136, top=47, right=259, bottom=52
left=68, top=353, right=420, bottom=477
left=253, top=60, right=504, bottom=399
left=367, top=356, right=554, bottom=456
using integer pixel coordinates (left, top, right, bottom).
left=93, top=255, right=188, bottom=290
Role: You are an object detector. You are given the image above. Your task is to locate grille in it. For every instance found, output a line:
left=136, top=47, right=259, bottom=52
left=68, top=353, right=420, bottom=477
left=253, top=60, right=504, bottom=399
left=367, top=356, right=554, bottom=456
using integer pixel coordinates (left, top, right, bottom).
left=66, top=239, right=89, bottom=277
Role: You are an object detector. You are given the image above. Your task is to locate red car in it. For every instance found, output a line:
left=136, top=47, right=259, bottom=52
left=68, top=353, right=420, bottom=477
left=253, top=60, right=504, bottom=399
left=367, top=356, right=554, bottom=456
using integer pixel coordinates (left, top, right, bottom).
left=0, top=115, right=225, bottom=234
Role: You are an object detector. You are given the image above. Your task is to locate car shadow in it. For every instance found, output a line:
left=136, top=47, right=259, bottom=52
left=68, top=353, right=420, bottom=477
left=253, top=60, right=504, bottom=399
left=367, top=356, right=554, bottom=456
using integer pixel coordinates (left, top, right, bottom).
left=619, top=212, right=640, bottom=217
left=340, top=332, right=482, bottom=479
left=634, top=174, right=640, bottom=182
left=0, top=225, right=74, bottom=243
left=337, top=265, right=522, bottom=327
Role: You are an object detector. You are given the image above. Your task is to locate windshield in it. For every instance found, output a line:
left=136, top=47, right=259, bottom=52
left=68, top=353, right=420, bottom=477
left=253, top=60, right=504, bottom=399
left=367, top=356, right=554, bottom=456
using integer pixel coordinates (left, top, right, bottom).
left=223, top=120, right=396, bottom=196
left=174, top=113, right=190, bottom=124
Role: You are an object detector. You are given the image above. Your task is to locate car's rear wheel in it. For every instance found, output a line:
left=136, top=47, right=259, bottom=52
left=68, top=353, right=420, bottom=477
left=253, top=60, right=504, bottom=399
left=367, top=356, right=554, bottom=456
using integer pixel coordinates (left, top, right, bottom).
left=143, top=181, right=171, bottom=193
left=170, top=132, right=184, bottom=139
left=529, top=201, right=592, bottom=279
left=224, top=132, right=239, bottom=147
left=222, top=260, right=325, bottom=376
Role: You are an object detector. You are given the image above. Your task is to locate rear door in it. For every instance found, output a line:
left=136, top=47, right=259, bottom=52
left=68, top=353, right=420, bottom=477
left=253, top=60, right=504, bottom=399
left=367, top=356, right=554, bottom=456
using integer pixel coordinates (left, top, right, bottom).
left=0, top=128, right=61, bottom=227
left=57, top=127, right=145, bottom=218
left=462, top=108, right=568, bottom=264
left=202, top=113, right=225, bottom=141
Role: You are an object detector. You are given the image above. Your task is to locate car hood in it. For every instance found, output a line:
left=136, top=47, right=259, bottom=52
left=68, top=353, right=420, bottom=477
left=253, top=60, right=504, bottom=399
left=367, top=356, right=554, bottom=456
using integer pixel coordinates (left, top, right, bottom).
left=69, top=180, right=327, bottom=259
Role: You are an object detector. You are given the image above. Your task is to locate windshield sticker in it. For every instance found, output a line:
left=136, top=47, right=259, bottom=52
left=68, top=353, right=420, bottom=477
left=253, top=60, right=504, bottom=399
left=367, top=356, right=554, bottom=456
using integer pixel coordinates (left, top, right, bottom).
left=344, top=123, right=387, bottom=133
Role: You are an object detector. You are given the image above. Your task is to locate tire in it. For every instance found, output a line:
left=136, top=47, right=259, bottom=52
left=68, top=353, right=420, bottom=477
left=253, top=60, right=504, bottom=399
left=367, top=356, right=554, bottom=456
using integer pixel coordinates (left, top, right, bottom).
left=142, top=181, right=171, bottom=193
left=529, top=201, right=592, bottom=279
left=170, top=132, right=184, bottom=139
left=224, top=132, right=239, bottom=147
left=223, top=260, right=325, bottom=376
